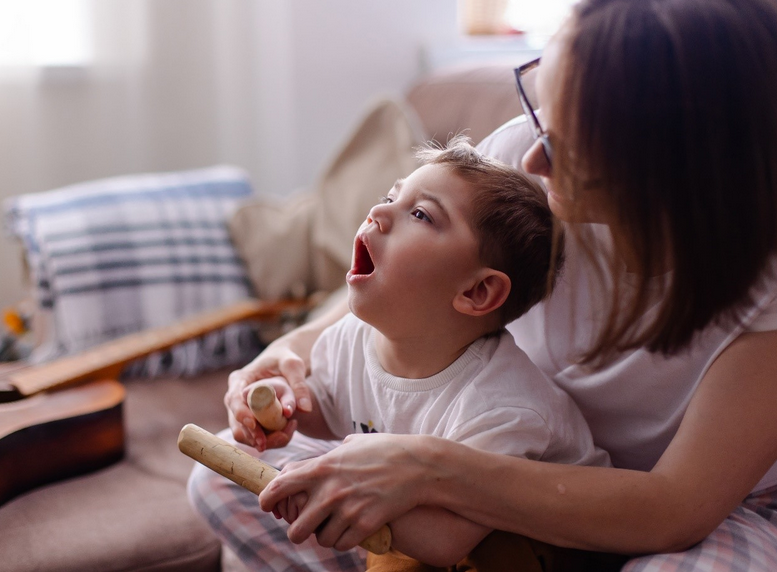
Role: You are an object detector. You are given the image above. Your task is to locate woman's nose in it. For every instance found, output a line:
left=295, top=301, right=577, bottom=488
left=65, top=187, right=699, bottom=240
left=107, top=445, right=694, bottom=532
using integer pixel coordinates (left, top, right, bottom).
left=521, top=139, right=552, bottom=178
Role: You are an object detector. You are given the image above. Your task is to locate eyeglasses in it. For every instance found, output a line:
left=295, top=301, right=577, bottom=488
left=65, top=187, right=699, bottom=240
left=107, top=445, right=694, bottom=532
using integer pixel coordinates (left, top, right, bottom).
left=514, top=58, right=553, bottom=166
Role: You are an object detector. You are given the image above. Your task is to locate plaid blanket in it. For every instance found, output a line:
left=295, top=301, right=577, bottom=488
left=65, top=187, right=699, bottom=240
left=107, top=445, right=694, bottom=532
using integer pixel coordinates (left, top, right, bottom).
left=4, top=165, right=261, bottom=377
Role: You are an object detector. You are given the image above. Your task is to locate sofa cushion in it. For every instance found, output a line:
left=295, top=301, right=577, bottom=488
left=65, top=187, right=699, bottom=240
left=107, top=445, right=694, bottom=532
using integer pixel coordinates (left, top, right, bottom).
left=405, top=62, right=524, bottom=147
left=0, top=370, right=232, bottom=572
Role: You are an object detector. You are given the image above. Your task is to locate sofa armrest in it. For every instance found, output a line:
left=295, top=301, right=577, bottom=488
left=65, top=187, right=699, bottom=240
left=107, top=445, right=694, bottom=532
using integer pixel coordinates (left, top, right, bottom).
left=4, top=297, right=311, bottom=398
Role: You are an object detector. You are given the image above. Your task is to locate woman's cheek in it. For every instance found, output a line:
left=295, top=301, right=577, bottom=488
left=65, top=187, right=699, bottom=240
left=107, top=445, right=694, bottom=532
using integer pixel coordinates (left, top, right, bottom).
left=547, top=189, right=577, bottom=222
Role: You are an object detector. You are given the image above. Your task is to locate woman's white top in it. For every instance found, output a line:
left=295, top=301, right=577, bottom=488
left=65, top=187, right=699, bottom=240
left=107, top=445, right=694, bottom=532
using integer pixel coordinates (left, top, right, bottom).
left=480, top=116, right=777, bottom=493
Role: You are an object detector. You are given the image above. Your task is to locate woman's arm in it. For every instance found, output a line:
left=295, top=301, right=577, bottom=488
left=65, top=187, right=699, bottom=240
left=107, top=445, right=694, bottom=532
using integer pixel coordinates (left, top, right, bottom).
left=225, top=295, right=350, bottom=449
left=260, top=330, right=777, bottom=554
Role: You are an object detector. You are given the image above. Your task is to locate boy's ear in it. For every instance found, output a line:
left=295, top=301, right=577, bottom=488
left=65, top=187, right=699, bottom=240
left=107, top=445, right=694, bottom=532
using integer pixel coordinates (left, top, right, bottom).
left=453, top=268, right=511, bottom=318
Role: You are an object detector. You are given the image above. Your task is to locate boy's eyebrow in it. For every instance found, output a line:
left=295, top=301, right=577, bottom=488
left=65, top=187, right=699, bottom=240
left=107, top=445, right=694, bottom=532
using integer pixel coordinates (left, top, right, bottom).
left=393, top=178, right=450, bottom=222
left=418, top=191, right=450, bottom=222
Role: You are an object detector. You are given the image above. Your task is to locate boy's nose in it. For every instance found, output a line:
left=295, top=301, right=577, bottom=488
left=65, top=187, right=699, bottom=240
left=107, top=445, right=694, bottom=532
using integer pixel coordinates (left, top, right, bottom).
left=367, top=203, right=391, bottom=232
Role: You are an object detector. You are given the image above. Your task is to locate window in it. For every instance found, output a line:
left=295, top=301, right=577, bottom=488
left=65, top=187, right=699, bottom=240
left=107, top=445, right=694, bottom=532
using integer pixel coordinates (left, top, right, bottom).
left=504, top=0, right=577, bottom=38
left=0, top=0, right=92, bottom=67
left=460, top=0, right=577, bottom=44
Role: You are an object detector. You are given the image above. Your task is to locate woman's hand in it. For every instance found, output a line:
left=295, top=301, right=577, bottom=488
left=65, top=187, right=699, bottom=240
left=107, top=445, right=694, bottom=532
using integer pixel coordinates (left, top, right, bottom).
left=225, top=341, right=311, bottom=449
left=271, top=491, right=309, bottom=524
left=259, top=433, right=440, bottom=551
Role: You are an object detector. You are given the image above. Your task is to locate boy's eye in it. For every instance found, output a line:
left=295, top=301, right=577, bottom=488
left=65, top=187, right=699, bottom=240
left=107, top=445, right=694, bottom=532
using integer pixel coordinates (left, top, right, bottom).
left=411, top=209, right=432, bottom=223
left=379, top=195, right=393, bottom=204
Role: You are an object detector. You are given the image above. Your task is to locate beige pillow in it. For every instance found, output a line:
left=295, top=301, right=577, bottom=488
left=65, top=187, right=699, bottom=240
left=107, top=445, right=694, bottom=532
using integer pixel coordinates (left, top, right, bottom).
left=229, top=192, right=316, bottom=301
left=229, top=97, right=425, bottom=300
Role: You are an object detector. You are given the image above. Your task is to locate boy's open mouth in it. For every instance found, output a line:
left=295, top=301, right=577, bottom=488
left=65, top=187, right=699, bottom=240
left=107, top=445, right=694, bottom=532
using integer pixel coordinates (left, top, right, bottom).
left=352, top=236, right=375, bottom=275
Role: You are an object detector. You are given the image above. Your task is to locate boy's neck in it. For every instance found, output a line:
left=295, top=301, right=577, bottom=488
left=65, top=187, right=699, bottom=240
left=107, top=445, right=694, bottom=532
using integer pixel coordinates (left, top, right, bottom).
left=372, top=321, right=495, bottom=379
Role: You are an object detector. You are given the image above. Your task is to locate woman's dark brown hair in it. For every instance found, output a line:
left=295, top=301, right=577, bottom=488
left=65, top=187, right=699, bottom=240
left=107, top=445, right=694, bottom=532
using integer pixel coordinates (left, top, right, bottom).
left=561, top=0, right=777, bottom=364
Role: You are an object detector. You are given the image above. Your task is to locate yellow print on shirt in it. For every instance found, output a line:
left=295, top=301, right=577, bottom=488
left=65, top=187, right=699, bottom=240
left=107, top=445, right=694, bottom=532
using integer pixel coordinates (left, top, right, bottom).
left=353, top=420, right=378, bottom=434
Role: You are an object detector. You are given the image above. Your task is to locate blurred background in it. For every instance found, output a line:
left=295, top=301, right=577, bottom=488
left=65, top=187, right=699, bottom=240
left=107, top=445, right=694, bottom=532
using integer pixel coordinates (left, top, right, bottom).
left=0, top=0, right=574, bottom=314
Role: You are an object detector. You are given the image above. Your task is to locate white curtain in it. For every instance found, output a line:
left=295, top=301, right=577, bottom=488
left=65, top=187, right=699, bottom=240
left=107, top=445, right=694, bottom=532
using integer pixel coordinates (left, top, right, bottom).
left=0, top=0, right=458, bottom=310
left=0, top=0, right=272, bottom=309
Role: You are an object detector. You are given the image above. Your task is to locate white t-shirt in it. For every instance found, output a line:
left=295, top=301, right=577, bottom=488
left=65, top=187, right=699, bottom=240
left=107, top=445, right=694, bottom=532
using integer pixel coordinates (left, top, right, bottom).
left=306, top=313, right=610, bottom=467
left=480, top=115, right=777, bottom=492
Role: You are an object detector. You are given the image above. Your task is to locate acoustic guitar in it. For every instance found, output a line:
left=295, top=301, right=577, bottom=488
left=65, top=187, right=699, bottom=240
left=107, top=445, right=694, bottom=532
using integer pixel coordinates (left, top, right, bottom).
left=0, top=298, right=309, bottom=506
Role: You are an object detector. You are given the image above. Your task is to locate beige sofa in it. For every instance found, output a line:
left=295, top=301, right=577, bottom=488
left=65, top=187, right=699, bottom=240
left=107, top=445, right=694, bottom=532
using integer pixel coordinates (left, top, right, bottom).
left=0, top=62, right=524, bottom=572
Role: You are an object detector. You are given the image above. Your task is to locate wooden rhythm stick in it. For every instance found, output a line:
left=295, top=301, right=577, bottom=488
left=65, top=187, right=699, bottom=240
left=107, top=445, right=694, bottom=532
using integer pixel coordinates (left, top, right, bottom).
left=247, top=384, right=287, bottom=431
left=177, top=423, right=392, bottom=555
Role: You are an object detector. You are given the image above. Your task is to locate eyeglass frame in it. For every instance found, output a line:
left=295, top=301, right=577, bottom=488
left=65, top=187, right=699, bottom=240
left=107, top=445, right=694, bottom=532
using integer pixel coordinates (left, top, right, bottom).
left=514, top=58, right=554, bottom=166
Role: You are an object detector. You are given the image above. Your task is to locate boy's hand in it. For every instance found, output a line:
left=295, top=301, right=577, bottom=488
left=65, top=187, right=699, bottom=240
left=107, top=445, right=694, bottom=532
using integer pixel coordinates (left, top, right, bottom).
left=270, top=491, right=309, bottom=524
left=225, top=344, right=311, bottom=450
left=242, top=377, right=300, bottom=451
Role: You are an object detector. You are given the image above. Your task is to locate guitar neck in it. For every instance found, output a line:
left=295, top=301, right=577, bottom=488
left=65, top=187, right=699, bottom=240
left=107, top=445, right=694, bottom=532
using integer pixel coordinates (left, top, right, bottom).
left=8, top=298, right=308, bottom=397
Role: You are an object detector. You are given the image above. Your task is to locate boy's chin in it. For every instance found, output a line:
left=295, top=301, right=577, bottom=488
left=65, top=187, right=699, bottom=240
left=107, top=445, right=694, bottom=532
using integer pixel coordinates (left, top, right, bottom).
left=346, top=289, right=365, bottom=319
left=346, top=289, right=379, bottom=327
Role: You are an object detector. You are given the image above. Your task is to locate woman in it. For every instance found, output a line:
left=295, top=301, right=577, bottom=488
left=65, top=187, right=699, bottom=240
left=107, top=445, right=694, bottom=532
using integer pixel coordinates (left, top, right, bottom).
left=191, top=0, right=777, bottom=569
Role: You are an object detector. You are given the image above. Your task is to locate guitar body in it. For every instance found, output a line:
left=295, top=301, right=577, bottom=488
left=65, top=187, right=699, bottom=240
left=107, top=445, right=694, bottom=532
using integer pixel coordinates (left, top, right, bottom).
left=0, top=379, right=125, bottom=505
left=0, top=297, right=307, bottom=506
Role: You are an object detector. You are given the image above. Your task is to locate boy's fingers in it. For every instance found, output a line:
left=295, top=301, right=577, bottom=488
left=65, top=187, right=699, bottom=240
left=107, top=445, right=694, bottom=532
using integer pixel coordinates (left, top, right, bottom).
left=265, top=419, right=298, bottom=449
left=227, top=409, right=254, bottom=447
left=225, top=370, right=261, bottom=439
left=278, top=356, right=312, bottom=412
left=262, top=376, right=297, bottom=416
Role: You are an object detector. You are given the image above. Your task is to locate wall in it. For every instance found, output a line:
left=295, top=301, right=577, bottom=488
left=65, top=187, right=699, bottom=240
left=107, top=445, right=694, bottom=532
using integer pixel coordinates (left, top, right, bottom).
left=0, top=0, right=459, bottom=310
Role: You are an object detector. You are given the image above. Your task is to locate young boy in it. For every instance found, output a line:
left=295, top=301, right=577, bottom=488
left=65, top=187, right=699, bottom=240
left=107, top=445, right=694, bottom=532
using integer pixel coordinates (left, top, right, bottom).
left=248, top=136, right=609, bottom=567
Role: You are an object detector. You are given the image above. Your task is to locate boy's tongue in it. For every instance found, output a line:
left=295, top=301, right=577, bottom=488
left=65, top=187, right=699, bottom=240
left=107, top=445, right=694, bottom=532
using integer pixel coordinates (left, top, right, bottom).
left=353, top=238, right=374, bottom=275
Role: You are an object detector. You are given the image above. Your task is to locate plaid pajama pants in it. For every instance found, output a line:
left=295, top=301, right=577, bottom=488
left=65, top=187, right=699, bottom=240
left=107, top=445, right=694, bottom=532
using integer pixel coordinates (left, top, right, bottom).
left=623, top=484, right=777, bottom=572
left=187, top=431, right=777, bottom=571
left=187, top=430, right=366, bottom=572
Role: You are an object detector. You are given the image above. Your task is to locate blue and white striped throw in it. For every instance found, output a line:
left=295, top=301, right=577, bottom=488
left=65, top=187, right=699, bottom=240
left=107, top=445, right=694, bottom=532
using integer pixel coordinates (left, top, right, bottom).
left=4, top=165, right=261, bottom=377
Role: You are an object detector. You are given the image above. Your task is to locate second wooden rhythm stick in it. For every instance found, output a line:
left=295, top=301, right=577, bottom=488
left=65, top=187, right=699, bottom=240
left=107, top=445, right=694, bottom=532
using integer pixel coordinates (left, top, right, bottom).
left=177, top=423, right=392, bottom=555
left=247, top=384, right=287, bottom=431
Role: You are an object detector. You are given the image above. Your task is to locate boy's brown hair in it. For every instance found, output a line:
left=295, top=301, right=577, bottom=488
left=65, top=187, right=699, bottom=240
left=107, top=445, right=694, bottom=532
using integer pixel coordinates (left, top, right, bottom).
left=416, top=135, right=564, bottom=325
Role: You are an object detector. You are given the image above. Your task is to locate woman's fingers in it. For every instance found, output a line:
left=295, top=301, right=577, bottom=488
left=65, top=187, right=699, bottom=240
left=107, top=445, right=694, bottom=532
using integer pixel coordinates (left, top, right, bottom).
left=286, top=494, right=337, bottom=545
left=260, top=434, right=431, bottom=550
left=259, top=459, right=312, bottom=512
left=259, top=458, right=336, bottom=543
left=332, top=518, right=388, bottom=552
left=285, top=491, right=308, bottom=523
left=309, top=502, right=386, bottom=551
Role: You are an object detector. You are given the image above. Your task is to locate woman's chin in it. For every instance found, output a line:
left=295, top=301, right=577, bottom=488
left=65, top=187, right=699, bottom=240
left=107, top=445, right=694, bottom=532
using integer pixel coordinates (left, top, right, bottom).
left=548, top=191, right=574, bottom=221
left=549, top=191, right=597, bottom=224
